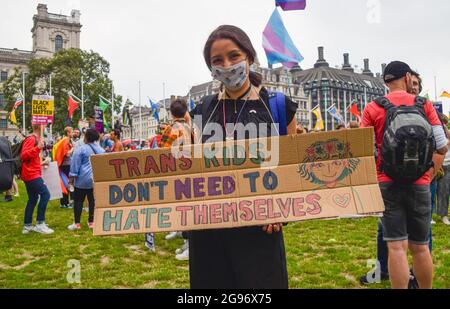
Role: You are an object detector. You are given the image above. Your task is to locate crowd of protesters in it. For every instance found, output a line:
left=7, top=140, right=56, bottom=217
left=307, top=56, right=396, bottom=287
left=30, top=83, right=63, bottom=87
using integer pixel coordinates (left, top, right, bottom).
left=2, top=25, right=450, bottom=290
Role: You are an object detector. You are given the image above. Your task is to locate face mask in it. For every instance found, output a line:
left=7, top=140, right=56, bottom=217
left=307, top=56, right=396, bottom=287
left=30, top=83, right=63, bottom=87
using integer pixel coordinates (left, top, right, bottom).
left=211, top=60, right=248, bottom=91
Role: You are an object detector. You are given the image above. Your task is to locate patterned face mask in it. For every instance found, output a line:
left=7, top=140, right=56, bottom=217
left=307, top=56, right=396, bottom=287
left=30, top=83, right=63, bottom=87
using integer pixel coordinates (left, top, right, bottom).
left=211, top=60, right=248, bottom=91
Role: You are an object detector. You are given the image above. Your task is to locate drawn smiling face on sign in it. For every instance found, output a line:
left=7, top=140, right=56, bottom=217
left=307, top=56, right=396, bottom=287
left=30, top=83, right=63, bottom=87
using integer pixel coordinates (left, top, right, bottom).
left=298, top=158, right=360, bottom=189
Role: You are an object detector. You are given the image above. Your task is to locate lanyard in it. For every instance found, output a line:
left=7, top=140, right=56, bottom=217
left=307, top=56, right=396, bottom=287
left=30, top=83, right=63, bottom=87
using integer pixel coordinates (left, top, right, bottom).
left=222, top=86, right=253, bottom=140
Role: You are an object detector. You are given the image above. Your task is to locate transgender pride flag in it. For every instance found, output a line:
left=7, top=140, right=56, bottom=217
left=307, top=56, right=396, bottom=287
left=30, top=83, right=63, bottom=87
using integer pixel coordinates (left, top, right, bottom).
left=263, top=8, right=304, bottom=68
left=276, top=0, right=306, bottom=11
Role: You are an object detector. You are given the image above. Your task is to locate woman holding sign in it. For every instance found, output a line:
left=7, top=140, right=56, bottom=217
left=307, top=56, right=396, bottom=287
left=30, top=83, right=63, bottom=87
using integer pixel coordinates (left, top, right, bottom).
left=189, top=25, right=297, bottom=288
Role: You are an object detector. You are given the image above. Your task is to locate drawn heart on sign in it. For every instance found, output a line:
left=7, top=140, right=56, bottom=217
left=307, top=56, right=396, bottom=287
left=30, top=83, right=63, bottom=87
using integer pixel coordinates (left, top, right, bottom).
left=333, top=193, right=351, bottom=208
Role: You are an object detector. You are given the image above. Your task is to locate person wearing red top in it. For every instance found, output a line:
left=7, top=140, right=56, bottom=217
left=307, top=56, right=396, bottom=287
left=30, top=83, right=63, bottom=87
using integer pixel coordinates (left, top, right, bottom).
left=362, top=61, right=448, bottom=289
left=21, top=124, right=53, bottom=235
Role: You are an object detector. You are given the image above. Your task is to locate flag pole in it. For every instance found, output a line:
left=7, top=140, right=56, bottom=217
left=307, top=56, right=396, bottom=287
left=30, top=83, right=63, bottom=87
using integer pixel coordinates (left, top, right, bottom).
left=324, top=90, right=328, bottom=131
left=364, top=86, right=368, bottom=109
left=308, top=89, right=312, bottom=131
left=49, top=73, right=52, bottom=141
left=111, top=81, right=114, bottom=130
left=434, top=76, right=437, bottom=102
left=22, top=72, right=26, bottom=133
left=139, top=81, right=142, bottom=145
left=81, top=69, right=84, bottom=120
left=344, top=90, right=348, bottom=125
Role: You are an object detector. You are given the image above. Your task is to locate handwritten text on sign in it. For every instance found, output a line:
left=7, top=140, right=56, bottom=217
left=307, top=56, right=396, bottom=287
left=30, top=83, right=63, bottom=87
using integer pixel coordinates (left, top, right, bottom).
left=91, top=128, right=384, bottom=236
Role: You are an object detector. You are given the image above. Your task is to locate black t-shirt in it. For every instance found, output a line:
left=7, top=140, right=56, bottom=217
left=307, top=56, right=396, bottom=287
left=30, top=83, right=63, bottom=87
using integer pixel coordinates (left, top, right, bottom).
left=191, top=87, right=297, bottom=142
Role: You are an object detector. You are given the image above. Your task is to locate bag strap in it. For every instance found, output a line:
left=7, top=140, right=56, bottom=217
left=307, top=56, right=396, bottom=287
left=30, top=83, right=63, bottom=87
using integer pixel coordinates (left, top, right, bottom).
left=414, top=96, right=427, bottom=109
left=268, top=91, right=288, bottom=136
left=201, top=94, right=218, bottom=118
left=87, top=143, right=98, bottom=155
left=374, top=96, right=395, bottom=111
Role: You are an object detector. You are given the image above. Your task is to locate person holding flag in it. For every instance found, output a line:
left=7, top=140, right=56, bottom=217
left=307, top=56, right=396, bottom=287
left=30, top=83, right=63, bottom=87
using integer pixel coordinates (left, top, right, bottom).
left=52, top=127, right=74, bottom=209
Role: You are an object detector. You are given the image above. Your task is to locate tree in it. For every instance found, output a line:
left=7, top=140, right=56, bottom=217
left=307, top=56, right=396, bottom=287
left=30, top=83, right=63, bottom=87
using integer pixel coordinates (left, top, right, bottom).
left=3, top=48, right=122, bottom=135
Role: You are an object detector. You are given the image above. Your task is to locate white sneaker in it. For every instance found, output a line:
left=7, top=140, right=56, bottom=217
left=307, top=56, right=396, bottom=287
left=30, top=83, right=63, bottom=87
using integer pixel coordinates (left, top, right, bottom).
left=165, top=231, right=182, bottom=240
left=22, top=225, right=35, bottom=234
left=68, top=223, right=81, bottom=231
left=34, top=223, right=54, bottom=234
left=175, top=248, right=189, bottom=261
left=442, top=216, right=450, bottom=226
left=175, top=240, right=189, bottom=255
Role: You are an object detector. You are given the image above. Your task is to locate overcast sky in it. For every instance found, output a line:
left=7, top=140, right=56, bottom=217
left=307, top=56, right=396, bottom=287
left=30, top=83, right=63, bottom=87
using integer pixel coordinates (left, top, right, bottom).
left=1, top=0, right=449, bottom=113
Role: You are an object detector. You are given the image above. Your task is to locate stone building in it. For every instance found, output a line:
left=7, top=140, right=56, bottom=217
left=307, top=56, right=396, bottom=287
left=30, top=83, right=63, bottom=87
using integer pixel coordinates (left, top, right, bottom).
left=0, top=3, right=81, bottom=117
left=0, top=110, right=19, bottom=140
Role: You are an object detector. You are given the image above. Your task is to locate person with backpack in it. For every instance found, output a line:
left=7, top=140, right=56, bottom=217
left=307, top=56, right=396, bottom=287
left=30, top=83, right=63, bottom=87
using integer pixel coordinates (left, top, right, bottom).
left=67, top=128, right=104, bottom=231
left=436, top=113, right=450, bottom=225
left=361, top=61, right=448, bottom=289
left=67, top=128, right=104, bottom=230
left=21, top=124, right=53, bottom=235
left=188, top=25, right=297, bottom=289
left=360, top=70, right=436, bottom=287
left=159, top=99, right=194, bottom=261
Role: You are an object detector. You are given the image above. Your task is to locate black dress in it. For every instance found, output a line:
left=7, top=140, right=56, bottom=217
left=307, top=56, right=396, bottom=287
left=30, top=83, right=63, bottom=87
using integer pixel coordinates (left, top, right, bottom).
left=189, top=87, right=297, bottom=289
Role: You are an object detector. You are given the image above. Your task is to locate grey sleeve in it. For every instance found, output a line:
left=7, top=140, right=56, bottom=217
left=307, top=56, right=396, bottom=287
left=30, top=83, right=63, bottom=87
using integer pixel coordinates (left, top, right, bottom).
left=433, top=125, right=448, bottom=149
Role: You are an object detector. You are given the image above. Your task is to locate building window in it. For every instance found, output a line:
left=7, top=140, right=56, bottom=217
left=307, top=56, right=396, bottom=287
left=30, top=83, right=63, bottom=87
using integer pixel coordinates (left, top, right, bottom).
left=55, top=35, right=63, bottom=52
left=0, top=94, right=5, bottom=109
left=0, top=118, right=7, bottom=129
left=1, top=71, right=7, bottom=82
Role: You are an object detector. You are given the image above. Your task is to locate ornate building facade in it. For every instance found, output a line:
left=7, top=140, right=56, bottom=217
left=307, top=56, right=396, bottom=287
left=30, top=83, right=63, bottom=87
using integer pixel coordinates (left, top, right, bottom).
left=293, top=47, right=386, bottom=130
left=0, top=3, right=81, bottom=118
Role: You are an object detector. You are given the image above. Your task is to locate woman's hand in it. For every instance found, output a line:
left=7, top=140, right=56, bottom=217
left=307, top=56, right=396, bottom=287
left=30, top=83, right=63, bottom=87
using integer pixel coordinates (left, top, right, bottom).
left=262, top=223, right=282, bottom=234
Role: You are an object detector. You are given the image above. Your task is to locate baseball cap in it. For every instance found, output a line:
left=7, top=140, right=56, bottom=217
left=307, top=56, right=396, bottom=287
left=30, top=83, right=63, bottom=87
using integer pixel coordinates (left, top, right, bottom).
left=383, top=61, right=413, bottom=83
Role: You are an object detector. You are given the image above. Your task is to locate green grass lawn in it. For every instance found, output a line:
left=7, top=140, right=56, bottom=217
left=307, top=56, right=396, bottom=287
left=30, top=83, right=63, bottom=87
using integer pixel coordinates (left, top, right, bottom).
left=0, top=181, right=449, bottom=289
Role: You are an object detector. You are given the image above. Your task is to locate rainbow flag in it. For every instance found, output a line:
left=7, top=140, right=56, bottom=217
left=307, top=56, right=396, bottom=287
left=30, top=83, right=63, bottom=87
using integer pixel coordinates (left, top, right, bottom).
left=276, top=0, right=306, bottom=11
left=263, top=8, right=304, bottom=68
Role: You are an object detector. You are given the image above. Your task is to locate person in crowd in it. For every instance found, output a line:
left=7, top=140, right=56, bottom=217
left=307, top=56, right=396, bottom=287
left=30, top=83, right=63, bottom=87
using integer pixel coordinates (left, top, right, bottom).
left=335, top=124, right=346, bottom=130
left=360, top=69, right=443, bottom=287
left=188, top=25, right=297, bottom=289
left=296, top=124, right=307, bottom=134
left=53, top=127, right=74, bottom=209
left=21, top=124, right=53, bottom=235
left=349, top=121, right=360, bottom=129
left=67, top=128, right=104, bottom=230
left=361, top=61, right=447, bottom=289
left=158, top=99, right=194, bottom=261
left=110, top=129, right=124, bottom=152
left=72, top=129, right=81, bottom=143
left=100, top=133, right=113, bottom=152
left=436, top=113, right=450, bottom=225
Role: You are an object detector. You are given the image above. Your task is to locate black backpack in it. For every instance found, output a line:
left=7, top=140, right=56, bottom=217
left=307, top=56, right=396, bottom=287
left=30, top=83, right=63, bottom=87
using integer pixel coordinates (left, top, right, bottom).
left=0, top=137, right=14, bottom=191
left=375, top=96, right=436, bottom=184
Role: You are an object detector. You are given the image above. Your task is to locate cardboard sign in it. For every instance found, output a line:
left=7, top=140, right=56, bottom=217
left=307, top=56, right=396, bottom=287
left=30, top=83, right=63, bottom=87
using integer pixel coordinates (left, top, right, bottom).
left=41, top=161, right=62, bottom=200
left=32, top=95, right=54, bottom=125
left=91, top=128, right=385, bottom=236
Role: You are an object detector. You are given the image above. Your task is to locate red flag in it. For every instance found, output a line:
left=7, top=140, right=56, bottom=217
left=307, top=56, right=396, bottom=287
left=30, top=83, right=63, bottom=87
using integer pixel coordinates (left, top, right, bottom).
left=68, top=95, right=79, bottom=119
left=13, top=98, right=23, bottom=109
left=350, top=103, right=361, bottom=121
